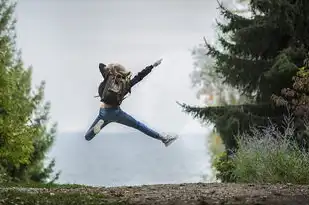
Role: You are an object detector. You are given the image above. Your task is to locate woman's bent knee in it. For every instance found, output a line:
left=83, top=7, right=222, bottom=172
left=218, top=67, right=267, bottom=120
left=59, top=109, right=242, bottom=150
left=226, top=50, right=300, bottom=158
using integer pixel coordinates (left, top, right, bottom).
left=84, top=132, right=95, bottom=141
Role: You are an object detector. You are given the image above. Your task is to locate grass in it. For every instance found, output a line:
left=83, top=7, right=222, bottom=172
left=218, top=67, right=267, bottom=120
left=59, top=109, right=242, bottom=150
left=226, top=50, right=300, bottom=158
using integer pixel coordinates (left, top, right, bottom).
left=0, top=183, right=128, bottom=205
left=0, top=182, right=86, bottom=188
left=0, top=190, right=126, bottom=205
left=231, top=115, right=309, bottom=184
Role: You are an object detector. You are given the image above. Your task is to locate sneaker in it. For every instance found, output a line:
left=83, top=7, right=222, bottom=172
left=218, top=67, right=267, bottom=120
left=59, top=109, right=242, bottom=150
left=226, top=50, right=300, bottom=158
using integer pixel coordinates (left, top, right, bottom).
left=161, top=134, right=178, bottom=147
left=93, top=119, right=105, bottom=135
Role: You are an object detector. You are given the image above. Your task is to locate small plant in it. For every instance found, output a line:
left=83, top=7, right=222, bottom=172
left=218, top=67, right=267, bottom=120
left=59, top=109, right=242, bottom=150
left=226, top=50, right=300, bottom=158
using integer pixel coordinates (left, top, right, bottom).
left=213, top=151, right=236, bottom=182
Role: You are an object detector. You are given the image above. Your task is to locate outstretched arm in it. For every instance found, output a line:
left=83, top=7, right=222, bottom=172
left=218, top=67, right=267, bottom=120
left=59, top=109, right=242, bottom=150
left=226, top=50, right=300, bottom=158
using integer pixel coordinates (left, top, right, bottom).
left=130, top=65, right=153, bottom=88
left=130, top=59, right=162, bottom=88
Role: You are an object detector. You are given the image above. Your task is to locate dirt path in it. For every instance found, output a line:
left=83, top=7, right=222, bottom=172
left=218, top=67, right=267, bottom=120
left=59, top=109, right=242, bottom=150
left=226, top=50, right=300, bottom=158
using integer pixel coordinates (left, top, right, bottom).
left=4, top=183, right=309, bottom=205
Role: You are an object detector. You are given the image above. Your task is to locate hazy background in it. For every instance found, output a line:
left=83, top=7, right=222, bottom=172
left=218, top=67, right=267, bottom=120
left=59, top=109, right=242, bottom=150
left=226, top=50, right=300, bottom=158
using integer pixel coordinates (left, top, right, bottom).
left=14, top=0, right=220, bottom=134
left=13, top=0, right=225, bottom=186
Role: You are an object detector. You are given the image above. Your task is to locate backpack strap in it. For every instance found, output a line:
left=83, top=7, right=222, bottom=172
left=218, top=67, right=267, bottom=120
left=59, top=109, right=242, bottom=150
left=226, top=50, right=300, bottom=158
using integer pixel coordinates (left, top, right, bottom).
left=121, top=92, right=131, bottom=102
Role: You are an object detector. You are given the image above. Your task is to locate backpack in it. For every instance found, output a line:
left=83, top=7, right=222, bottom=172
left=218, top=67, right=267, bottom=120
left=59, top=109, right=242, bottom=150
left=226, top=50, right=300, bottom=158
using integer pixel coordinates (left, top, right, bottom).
left=98, top=64, right=132, bottom=105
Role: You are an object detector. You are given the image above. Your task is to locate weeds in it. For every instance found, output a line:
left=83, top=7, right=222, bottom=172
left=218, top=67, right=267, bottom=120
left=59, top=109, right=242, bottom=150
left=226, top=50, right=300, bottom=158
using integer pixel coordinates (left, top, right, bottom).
left=232, top=115, right=309, bottom=184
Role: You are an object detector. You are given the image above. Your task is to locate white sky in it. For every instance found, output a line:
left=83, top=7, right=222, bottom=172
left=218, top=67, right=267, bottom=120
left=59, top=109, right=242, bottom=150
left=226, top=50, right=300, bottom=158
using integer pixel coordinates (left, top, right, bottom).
left=14, top=0, right=220, bottom=134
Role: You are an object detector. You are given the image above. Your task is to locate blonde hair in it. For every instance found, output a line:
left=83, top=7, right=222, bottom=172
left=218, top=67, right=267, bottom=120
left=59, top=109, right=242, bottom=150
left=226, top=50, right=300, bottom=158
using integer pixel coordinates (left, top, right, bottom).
left=106, top=63, right=127, bottom=72
left=106, top=63, right=131, bottom=76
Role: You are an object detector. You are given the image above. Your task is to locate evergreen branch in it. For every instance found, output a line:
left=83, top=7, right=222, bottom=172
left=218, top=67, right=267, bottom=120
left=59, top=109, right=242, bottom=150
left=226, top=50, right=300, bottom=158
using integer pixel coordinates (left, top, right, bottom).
left=178, top=102, right=284, bottom=123
left=215, top=3, right=252, bottom=34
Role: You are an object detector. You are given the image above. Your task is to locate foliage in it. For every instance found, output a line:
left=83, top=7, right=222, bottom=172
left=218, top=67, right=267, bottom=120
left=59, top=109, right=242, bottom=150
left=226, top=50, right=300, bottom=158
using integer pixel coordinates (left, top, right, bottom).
left=190, top=42, right=245, bottom=181
left=209, top=0, right=308, bottom=101
left=232, top=115, right=309, bottom=184
left=208, top=132, right=225, bottom=160
left=182, top=0, right=309, bottom=151
left=190, top=40, right=248, bottom=107
left=272, top=60, right=309, bottom=118
left=179, top=102, right=285, bottom=150
left=212, top=114, right=309, bottom=183
left=212, top=151, right=236, bottom=183
left=270, top=54, right=309, bottom=148
left=190, top=35, right=251, bottom=181
left=0, top=0, right=59, bottom=183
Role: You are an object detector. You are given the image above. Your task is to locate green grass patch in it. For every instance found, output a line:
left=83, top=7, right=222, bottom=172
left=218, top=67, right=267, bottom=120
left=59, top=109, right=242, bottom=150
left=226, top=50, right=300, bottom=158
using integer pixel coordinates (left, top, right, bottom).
left=0, top=182, right=88, bottom=189
left=0, top=189, right=127, bottom=205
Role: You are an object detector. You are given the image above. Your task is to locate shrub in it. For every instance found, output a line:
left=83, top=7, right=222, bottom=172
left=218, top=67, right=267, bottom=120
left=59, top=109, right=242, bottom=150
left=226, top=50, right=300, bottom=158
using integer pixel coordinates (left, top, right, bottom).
left=213, top=151, right=236, bottom=183
left=232, top=116, right=309, bottom=184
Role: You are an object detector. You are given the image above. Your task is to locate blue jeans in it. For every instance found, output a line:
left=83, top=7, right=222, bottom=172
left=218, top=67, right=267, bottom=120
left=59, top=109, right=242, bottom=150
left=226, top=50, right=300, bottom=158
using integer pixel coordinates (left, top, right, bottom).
left=84, top=107, right=163, bottom=141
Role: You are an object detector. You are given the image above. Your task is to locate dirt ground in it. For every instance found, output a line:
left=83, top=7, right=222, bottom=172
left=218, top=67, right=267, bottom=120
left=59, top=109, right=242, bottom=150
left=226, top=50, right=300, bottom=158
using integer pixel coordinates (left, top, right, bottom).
left=13, top=182, right=309, bottom=205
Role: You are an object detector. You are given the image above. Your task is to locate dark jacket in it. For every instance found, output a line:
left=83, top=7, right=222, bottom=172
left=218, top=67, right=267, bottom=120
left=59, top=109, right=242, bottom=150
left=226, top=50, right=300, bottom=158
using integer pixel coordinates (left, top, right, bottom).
left=98, top=63, right=154, bottom=103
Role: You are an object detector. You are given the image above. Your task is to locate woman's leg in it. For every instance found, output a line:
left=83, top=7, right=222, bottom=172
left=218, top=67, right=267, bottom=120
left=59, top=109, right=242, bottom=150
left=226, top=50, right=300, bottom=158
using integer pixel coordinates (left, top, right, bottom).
left=84, top=110, right=110, bottom=141
left=115, top=108, right=164, bottom=141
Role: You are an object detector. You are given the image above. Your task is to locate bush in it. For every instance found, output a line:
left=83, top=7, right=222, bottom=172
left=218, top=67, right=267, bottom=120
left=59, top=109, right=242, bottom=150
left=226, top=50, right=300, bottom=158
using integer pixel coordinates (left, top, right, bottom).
left=213, top=151, right=236, bottom=183
left=232, top=116, right=309, bottom=184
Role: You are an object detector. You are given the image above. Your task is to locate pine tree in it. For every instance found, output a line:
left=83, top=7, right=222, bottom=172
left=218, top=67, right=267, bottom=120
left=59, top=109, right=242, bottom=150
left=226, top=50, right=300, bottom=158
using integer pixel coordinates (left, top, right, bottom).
left=0, top=0, right=59, bottom=183
left=181, top=0, right=309, bottom=151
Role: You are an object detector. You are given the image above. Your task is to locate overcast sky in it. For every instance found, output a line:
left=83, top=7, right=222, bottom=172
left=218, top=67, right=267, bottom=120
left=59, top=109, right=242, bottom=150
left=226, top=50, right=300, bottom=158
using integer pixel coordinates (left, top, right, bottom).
left=14, top=0, right=222, bottom=135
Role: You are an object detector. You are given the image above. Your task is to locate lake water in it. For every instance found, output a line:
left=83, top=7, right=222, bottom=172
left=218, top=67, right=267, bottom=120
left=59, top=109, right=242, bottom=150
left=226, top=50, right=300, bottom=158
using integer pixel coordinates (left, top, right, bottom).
left=47, top=131, right=212, bottom=187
